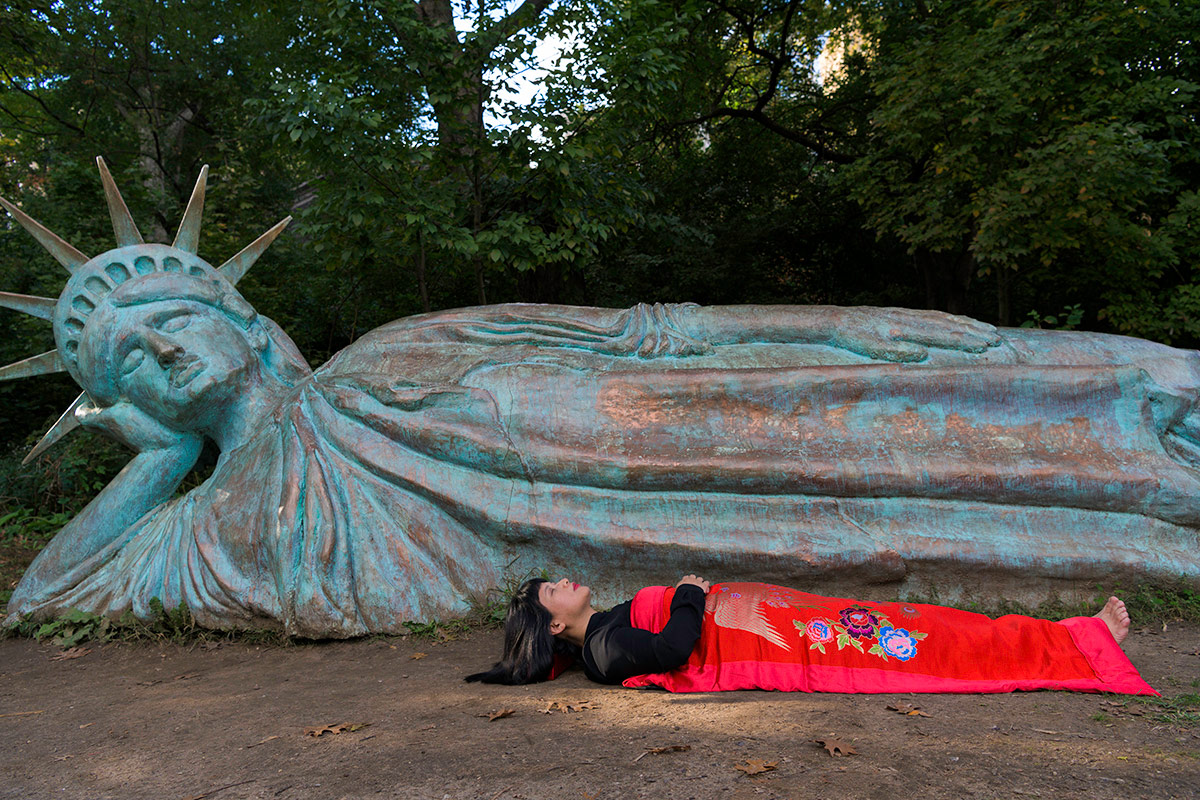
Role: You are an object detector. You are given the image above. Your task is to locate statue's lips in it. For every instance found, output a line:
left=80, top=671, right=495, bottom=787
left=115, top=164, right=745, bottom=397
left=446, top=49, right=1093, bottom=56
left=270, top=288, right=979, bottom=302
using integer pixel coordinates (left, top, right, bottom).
left=168, top=355, right=204, bottom=388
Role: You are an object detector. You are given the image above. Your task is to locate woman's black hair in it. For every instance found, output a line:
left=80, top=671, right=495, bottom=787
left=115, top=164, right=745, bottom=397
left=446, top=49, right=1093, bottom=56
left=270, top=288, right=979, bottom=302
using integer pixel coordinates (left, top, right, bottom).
left=465, top=578, right=578, bottom=684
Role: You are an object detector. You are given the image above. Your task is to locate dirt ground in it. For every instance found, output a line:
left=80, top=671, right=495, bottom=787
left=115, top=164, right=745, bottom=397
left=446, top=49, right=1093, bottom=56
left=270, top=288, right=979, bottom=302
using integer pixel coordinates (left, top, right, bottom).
left=1, top=621, right=1197, bottom=800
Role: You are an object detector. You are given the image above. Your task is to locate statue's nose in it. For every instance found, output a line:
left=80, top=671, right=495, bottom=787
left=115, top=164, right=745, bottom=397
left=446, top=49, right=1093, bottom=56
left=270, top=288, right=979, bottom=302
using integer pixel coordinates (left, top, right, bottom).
left=144, top=331, right=183, bottom=366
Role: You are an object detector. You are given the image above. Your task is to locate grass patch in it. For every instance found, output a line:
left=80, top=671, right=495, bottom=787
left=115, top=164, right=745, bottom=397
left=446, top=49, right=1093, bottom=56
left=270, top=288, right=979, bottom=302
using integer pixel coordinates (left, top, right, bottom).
left=3, top=598, right=291, bottom=648
left=1133, top=693, right=1200, bottom=727
left=1119, top=579, right=1200, bottom=625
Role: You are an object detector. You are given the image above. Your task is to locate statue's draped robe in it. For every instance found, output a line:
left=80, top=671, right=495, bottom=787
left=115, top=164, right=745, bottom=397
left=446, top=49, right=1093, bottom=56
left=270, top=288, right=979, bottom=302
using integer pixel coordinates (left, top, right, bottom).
left=12, top=304, right=1200, bottom=634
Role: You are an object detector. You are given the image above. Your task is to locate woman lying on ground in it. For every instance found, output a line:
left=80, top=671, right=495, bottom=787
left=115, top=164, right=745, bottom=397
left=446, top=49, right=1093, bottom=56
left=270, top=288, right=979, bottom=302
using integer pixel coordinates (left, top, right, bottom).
left=465, top=576, right=1156, bottom=696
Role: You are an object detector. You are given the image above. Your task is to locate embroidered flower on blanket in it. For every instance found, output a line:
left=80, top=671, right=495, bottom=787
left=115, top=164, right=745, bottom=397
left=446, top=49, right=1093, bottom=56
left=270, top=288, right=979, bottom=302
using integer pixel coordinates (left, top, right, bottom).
left=876, top=626, right=919, bottom=661
left=794, top=605, right=928, bottom=661
left=838, top=607, right=880, bottom=638
left=803, top=618, right=835, bottom=653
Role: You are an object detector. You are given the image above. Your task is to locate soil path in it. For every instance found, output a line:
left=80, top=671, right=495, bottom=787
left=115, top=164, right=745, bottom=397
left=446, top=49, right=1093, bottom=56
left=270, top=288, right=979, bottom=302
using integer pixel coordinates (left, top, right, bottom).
left=2, top=624, right=1197, bottom=800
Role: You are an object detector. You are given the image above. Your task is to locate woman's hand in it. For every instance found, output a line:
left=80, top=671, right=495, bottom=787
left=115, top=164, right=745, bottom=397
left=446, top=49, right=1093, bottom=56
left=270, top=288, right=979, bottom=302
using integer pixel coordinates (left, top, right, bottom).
left=76, top=400, right=203, bottom=454
left=676, top=574, right=711, bottom=594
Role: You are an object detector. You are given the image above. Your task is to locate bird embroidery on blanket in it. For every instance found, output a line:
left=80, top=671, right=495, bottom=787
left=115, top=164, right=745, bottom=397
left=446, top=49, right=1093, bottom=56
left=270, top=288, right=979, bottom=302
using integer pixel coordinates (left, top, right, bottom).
left=705, top=583, right=822, bottom=652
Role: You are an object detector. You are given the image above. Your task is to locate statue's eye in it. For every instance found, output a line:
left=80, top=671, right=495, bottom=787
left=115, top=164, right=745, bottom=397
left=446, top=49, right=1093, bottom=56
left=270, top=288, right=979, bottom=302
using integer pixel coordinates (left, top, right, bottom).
left=159, top=313, right=191, bottom=333
left=120, top=348, right=145, bottom=375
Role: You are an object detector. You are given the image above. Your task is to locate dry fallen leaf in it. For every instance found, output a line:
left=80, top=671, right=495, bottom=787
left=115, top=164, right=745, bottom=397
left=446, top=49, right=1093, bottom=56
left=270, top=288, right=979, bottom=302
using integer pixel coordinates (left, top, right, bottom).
left=539, top=700, right=596, bottom=714
left=815, top=738, right=858, bottom=757
left=410, top=652, right=428, bottom=660
left=478, top=708, right=515, bottom=721
left=646, top=744, right=690, bottom=755
left=51, top=646, right=91, bottom=661
left=303, top=722, right=371, bottom=737
left=246, top=735, right=280, bottom=748
left=734, top=758, right=779, bottom=776
left=887, top=703, right=932, bottom=717
left=633, top=744, right=691, bottom=762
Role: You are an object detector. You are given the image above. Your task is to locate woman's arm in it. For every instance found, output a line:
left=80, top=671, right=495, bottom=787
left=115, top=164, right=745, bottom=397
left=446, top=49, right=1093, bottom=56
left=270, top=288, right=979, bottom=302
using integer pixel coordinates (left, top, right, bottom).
left=584, top=582, right=708, bottom=683
left=7, top=403, right=203, bottom=615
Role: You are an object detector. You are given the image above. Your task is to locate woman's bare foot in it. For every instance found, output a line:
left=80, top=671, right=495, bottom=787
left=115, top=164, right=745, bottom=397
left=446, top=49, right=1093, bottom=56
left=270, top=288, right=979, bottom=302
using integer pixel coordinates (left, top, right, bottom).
left=1094, top=596, right=1130, bottom=646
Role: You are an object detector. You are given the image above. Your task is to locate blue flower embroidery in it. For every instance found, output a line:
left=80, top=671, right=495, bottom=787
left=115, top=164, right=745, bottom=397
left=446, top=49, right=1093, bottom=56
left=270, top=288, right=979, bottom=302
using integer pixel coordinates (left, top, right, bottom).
left=877, top=626, right=919, bottom=661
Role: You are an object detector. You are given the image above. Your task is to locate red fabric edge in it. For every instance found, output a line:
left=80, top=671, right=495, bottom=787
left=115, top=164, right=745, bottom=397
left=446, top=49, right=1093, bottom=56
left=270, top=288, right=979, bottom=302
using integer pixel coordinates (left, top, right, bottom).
left=1057, top=616, right=1159, bottom=696
left=547, top=652, right=574, bottom=680
left=623, top=658, right=1160, bottom=695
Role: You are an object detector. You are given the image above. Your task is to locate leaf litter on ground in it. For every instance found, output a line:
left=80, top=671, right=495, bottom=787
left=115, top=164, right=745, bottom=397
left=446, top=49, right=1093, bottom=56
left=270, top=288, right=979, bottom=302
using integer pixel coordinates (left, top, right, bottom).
left=734, top=758, right=778, bottom=775
left=303, top=722, right=371, bottom=737
left=815, top=737, right=859, bottom=757
left=50, top=646, right=91, bottom=661
left=887, top=702, right=932, bottom=717
left=633, top=744, right=690, bottom=762
left=478, top=708, right=515, bottom=721
left=539, top=700, right=597, bottom=713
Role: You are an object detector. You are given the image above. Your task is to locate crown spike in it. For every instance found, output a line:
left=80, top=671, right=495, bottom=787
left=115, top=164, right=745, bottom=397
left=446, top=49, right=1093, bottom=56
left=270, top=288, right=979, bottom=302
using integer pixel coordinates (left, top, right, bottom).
left=96, top=157, right=144, bottom=247
left=0, top=350, right=65, bottom=381
left=0, top=196, right=89, bottom=273
left=172, top=165, right=208, bottom=253
left=22, top=392, right=87, bottom=465
left=0, top=291, right=56, bottom=321
left=218, top=216, right=292, bottom=286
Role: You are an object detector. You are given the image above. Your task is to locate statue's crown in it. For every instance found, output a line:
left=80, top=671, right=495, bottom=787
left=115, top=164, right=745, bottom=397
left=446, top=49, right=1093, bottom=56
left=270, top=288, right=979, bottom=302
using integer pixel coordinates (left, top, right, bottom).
left=0, top=157, right=290, bottom=462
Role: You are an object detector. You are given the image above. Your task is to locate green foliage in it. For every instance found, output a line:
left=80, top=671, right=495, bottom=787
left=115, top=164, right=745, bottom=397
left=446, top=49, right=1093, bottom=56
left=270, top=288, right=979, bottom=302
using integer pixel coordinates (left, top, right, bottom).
left=0, top=507, right=71, bottom=547
left=31, top=608, right=113, bottom=648
left=846, top=0, right=1200, bottom=331
left=1021, top=304, right=1084, bottom=330
left=11, top=598, right=196, bottom=647
left=6, top=597, right=292, bottom=647
left=1120, top=578, right=1200, bottom=625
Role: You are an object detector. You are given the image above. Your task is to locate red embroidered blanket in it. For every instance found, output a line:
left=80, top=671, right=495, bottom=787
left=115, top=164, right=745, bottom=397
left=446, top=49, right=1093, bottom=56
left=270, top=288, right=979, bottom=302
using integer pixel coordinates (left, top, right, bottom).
left=622, top=583, right=1157, bottom=695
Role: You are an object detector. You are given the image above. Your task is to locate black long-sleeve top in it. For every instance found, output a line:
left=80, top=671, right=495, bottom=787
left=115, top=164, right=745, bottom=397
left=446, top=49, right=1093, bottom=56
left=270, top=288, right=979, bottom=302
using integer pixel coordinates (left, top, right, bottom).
left=580, top=584, right=706, bottom=684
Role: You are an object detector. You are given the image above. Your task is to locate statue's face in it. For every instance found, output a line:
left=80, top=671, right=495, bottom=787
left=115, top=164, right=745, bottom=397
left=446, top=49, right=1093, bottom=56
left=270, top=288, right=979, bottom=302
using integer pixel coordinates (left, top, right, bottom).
left=100, top=299, right=260, bottom=427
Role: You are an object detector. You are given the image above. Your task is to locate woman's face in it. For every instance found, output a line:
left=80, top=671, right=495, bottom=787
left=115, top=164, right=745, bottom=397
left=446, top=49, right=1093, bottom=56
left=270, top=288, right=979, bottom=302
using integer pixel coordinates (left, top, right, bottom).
left=99, top=299, right=260, bottom=427
left=539, top=579, right=592, bottom=626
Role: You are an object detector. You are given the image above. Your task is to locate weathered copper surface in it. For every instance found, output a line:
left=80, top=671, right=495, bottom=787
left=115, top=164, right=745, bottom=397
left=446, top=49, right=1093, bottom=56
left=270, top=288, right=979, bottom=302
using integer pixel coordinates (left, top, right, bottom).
left=2, top=163, right=1199, bottom=635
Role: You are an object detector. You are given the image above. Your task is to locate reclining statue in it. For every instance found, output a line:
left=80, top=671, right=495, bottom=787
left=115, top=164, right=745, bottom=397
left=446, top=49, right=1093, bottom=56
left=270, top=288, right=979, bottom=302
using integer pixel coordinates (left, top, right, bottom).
left=2, top=160, right=1198, bottom=636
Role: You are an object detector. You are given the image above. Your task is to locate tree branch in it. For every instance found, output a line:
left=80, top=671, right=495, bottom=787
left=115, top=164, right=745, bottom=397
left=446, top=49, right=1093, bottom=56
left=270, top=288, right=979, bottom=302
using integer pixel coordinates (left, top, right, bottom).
left=474, top=0, right=554, bottom=56
left=0, top=67, right=86, bottom=135
left=687, top=106, right=856, bottom=164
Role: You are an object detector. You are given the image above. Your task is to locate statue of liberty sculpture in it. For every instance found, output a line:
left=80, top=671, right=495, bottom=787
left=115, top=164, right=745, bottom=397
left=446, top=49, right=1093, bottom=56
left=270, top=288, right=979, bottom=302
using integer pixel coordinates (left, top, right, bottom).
left=2, top=160, right=1199, bottom=636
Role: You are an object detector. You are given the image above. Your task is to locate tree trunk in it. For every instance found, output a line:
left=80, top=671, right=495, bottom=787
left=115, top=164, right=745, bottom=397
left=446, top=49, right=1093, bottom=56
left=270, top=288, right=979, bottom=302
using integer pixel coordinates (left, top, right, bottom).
left=913, top=244, right=976, bottom=316
left=416, top=230, right=430, bottom=313
left=996, top=265, right=1011, bottom=326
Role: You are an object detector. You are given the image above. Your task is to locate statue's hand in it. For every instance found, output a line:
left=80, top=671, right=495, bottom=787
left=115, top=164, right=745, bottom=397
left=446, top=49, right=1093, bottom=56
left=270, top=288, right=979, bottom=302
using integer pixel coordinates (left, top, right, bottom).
left=825, top=307, right=1002, bottom=362
left=76, top=400, right=204, bottom=454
